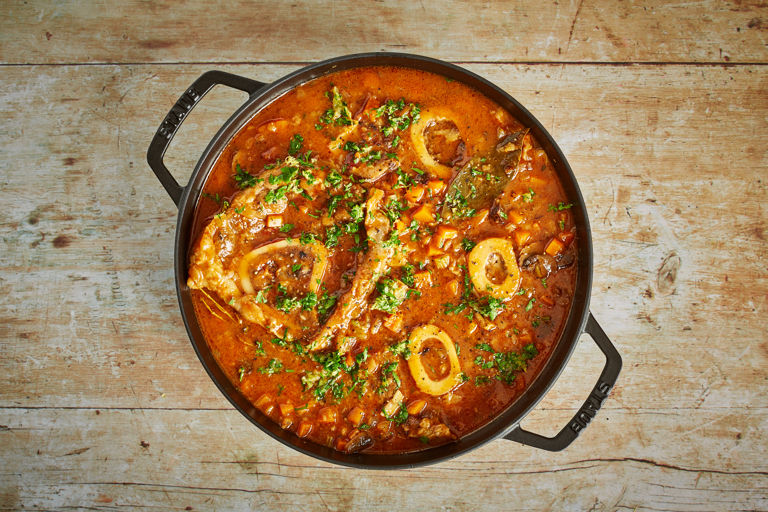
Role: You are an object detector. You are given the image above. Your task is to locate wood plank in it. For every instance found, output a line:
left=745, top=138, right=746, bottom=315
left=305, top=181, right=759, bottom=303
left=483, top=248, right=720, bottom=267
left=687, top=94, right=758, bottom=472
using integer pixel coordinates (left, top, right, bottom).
left=1, top=63, right=765, bottom=413
left=1, top=408, right=766, bottom=510
left=1, top=0, right=768, bottom=65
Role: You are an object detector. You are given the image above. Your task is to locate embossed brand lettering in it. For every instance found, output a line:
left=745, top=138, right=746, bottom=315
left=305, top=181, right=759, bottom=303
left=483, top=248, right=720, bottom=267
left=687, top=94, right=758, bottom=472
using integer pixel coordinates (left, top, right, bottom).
left=568, top=380, right=613, bottom=434
left=157, top=87, right=202, bottom=140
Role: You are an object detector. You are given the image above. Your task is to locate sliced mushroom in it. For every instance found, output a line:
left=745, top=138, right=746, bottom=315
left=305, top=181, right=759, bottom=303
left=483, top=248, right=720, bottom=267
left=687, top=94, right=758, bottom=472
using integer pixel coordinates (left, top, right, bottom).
left=520, top=252, right=556, bottom=279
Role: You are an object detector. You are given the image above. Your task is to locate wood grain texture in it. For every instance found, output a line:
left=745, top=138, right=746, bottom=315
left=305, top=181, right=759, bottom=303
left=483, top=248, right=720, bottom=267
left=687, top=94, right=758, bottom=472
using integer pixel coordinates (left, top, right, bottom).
left=2, top=408, right=767, bottom=511
left=1, top=1, right=768, bottom=509
left=1, top=0, right=767, bottom=65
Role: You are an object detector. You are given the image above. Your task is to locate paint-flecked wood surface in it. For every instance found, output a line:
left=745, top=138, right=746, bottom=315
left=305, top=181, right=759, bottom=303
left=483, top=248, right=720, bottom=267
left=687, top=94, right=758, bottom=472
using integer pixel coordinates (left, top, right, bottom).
left=1, top=1, right=767, bottom=510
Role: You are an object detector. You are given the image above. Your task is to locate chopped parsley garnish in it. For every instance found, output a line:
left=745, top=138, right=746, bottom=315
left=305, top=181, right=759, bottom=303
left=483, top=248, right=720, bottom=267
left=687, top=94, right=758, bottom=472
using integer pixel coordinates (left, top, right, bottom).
left=317, top=291, right=337, bottom=317
left=475, top=375, right=491, bottom=385
left=275, top=287, right=318, bottom=313
left=374, top=98, right=421, bottom=137
left=379, top=361, right=401, bottom=392
left=461, top=238, right=476, bottom=252
left=548, top=202, right=573, bottom=211
left=472, top=343, right=538, bottom=385
left=298, top=292, right=317, bottom=310
left=384, top=402, right=409, bottom=425
left=372, top=278, right=409, bottom=314
left=325, top=224, right=344, bottom=248
left=258, top=358, right=284, bottom=375
left=349, top=203, right=364, bottom=223
left=252, top=289, right=268, bottom=304
left=288, top=134, right=303, bottom=156
left=275, top=294, right=300, bottom=313
left=234, top=164, right=258, bottom=189
left=299, top=232, right=319, bottom=245
left=525, top=297, right=536, bottom=311
left=325, top=169, right=344, bottom=188
left=318, top=86, right=353, bottom=127
left=400, top=263, right=415, bottom=287
left=384, top=198, right=405, bottom=225
left=343, top=141, right=360, bottom=152
left=444, top=188, right=476, bottom=219
left=393, top=168, right=415, bottom=189
left=302, top=348, right=368, bottom=402
left=443, top=268, right=506, bottom=320
left=408, top=219, right=421, bottom=241
left=521, top=188, right=535, bottom=202
left=279, top=224, right=294, bottom=233
left=355, top=149, right=382, bottom=165
left=388, top=339, right=411, bottom=359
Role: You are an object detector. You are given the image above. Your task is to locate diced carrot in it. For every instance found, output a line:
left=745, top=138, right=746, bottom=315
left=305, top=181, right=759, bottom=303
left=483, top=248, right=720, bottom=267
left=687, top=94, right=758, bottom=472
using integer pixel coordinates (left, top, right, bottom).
left=405, top=184, right=425, bottom=204
left=280, top=417, right=293, bottom=429
left=447, top=279, right=459, bottom=295
left=413, top=271, right=433, bottom=290
left=426, top=245, right=444, bottom=257
left=335, top=437, right=348, bottom=452
left=382, top=390, right=405, bottom=418
left=539, top=294, right=555, bottom=307
left=518, top=328, right=533, bottom=344
left=347, top=407, right=365, bottom=426
left=427, top=179, right=446, bottom=195
left=395, top=219, right=407, bottom=232
left=545, top=238, right=565, bottom=256
left=255, top=394, right=271, bottom=411
left=345, top=352, right=355, bottom=367
left=266, top=214, right=282, bottom=228
left=470, top=209, right=489, bottom=228
left=434, top=255, right=450, bottom=269
left=318, top=407, right=337, bottom=424
left=257, top=118, right=289, bottom=134
left=278, top=401, right=294, bottom=417
left=412, top=205, right=435, bottom=224
left=432, top=225, right=459, bottom=249
left=514, top=230, right=531, bottom=247
left=509, top=211, right=525, bottom=225
left=557, top=230, right=575, bottom=246
left=383, top=312, right=404, bottom=333
left=406, top=399, right=427, bottom=415
left=297, top=421, right=313, bottom=438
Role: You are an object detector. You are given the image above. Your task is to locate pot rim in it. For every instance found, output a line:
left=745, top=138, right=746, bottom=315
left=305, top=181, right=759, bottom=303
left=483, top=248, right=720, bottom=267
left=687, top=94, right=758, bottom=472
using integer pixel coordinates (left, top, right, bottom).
left=170, top=52, right=594, bottom=469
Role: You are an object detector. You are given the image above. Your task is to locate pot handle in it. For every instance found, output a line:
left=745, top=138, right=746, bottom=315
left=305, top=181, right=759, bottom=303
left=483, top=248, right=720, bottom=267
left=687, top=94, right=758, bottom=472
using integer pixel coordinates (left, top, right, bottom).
left=504, top=313, right=622, bottom=451
left=146, top=70, right=267, bottom=207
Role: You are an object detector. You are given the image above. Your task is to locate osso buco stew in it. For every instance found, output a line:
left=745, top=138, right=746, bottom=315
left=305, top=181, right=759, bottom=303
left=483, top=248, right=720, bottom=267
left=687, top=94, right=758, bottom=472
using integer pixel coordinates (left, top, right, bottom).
left=186, top=66, right=577, bottom=454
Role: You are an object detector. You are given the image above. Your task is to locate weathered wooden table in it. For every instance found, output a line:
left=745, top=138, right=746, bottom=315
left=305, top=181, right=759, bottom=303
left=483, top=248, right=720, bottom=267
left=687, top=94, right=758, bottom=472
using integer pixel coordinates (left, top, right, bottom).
left=1, top=1, right=766, bottom=510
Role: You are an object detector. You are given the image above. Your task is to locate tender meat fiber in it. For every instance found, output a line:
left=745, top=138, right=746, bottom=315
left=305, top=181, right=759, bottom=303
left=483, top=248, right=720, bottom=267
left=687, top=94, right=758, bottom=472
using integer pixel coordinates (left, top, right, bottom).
left=309, top=188, right=394, bottom=351
left=187, top=174, right=294, bottom=336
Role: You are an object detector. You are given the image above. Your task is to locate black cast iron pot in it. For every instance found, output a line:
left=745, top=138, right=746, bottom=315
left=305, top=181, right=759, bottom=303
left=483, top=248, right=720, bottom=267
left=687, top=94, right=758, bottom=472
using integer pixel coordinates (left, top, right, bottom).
left=147, top=53, right=622, bottom=469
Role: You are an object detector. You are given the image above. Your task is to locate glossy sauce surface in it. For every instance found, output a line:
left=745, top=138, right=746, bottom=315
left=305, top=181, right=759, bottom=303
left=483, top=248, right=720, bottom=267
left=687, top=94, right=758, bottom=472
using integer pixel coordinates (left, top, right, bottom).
left=187, top=66, right=577, bottom=454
